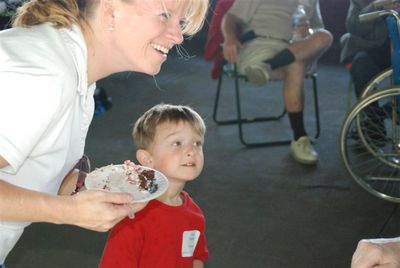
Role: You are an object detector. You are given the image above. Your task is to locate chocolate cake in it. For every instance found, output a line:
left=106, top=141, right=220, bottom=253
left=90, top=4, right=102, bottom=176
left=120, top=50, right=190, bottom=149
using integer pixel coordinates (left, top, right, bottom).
left=137, top=169, right=158, bottom=193
left=125, top=165, right=159, bottom=194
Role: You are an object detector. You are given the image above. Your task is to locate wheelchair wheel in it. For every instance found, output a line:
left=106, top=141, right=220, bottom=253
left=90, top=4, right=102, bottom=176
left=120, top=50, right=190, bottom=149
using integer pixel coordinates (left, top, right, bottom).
left=340, top=86, right=400, bottom=202
left=361, top=68, right=393, bottom=98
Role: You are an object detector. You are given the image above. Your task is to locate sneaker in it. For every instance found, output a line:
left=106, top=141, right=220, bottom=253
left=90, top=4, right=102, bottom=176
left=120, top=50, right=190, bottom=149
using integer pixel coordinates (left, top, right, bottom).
left=244, top=65, right=270, bottom=87
left=290, top=136, right=318, bottom=165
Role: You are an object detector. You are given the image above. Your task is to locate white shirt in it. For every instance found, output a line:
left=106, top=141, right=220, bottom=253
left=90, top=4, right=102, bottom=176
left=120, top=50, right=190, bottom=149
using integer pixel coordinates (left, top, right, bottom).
left=228, top=0, right=324, bottom=41
left=0, top=23, right=95, bottom=263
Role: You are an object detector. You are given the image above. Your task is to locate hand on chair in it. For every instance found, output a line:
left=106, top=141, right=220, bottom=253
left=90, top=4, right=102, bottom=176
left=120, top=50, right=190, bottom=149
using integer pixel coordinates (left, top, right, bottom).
left=222, top=37, right=244, bottom=64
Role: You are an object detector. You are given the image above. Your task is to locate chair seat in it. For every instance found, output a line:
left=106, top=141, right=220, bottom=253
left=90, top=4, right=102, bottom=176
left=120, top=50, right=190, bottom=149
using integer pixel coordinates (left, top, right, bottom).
left=213, top=62, right=320, bottom=147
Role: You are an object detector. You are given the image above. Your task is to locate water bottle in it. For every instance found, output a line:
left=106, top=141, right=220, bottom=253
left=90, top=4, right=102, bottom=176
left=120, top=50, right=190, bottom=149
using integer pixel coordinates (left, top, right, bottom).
left=292, top=4, right=311, bottom=41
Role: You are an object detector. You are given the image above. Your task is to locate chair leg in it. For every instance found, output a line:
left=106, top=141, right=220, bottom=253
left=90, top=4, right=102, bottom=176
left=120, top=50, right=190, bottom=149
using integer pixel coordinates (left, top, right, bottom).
left=213, top=65, right=321, bottom=147
left=310, top=72, right=320, bottom=139
left=213, top=66, right=286, bottom=126
left=234, top=65, right=291, bottom=147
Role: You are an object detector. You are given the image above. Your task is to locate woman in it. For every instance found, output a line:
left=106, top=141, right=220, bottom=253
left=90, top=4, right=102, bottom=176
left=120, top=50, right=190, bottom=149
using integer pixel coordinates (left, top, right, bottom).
left=0, top=0, right=208, bottom=265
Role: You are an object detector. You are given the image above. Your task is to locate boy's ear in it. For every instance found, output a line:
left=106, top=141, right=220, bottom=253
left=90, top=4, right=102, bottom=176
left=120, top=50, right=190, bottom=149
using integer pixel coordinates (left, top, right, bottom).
left=136, top=149, right=153, bottom=167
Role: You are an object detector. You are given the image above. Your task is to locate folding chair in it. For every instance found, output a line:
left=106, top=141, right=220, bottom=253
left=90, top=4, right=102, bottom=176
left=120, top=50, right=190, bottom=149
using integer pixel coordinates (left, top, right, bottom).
left=212, top=61, right=320, bottom=148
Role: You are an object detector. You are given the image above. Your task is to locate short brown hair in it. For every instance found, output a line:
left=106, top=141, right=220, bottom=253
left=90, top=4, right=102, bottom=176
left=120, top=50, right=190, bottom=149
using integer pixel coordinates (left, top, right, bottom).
left=133, top=104, right=206, bottom=149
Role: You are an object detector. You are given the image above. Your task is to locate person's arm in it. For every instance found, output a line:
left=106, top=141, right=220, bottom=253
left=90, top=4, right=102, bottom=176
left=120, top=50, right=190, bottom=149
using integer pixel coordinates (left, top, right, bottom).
left=309, top=0, right=325, bottom=30
left=346, top=0, right=384, bottom=36
left=221, top=12, right=243, bottom=64
left=0, top=155, right=146, bottom=231
left=58, top=168, right=80, bottom=195
left=193, top=260, right=204, bottom=268
left=351, top=238, right=400, bottom=268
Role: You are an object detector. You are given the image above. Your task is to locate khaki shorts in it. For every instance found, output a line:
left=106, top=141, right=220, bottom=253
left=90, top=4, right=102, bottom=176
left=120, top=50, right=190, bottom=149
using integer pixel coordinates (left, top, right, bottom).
left=237, top=38, right=289, bottom=75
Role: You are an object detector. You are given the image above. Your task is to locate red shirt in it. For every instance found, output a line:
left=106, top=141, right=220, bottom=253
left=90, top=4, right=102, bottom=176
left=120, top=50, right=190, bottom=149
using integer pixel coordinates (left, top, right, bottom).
left=99, top=191, right=208, bottom=268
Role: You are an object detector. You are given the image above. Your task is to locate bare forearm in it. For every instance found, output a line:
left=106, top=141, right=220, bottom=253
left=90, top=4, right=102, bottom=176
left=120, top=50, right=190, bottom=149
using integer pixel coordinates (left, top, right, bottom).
left=0, top=179, right=67, bottom=224
left=0, top=155, right=146, bottom=231
left=0, top=177, right=147, bottom=232
left=221, top=13, right=239, bottom=42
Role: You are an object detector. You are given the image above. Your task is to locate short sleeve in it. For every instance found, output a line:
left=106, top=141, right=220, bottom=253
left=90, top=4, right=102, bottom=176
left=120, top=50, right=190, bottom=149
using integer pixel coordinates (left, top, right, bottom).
left=0, top=71, right=61, bottom=173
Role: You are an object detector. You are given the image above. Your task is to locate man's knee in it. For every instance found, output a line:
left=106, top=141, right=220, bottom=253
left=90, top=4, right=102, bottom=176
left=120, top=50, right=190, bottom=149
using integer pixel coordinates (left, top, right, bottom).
left=312, top=29, right=333, bottom=50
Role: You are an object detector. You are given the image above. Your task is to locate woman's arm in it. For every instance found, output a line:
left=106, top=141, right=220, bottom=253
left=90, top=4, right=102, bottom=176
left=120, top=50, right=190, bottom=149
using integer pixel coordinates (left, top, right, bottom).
left=0, top=155, right=146, bottom=231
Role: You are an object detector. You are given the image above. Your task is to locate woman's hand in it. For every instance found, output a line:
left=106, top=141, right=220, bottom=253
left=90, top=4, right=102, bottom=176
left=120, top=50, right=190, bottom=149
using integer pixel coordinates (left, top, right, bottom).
left=61, top=190, right=147, bottom=232
left=351, top=238, right=400, bottom=268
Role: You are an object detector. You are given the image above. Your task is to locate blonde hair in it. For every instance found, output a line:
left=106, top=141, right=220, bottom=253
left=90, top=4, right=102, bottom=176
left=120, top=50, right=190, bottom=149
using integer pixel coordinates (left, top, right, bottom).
left=12, top=0, right=93, bottom=28
left=133, top=104, right=206, bottom=150
left=180, top=0, right=209, bottom=36
left=13, top=0, right=209, bottom=36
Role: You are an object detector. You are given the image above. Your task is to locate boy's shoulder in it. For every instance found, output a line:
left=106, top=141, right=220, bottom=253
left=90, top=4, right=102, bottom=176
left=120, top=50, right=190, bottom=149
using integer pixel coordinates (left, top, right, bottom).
left=182, top=191, right=204, bottom=215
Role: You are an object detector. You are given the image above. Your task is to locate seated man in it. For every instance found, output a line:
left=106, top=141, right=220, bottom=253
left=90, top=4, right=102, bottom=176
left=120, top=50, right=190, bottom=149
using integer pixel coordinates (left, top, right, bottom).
left=221, top=0, right=332, bottom=165
left=340, top=0, right=400, bottom=141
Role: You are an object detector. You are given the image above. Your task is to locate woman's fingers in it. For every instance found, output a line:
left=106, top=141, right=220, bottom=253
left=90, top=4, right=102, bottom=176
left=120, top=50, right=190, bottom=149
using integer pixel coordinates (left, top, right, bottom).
left=66, top=190, right=146, bottom=232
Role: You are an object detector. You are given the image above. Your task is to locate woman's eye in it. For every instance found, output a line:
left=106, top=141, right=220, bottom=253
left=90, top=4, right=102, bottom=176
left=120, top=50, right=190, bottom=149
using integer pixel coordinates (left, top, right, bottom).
left=179, top=19, right=188, bottom=30
left=159, top=12, right=171, bottom=22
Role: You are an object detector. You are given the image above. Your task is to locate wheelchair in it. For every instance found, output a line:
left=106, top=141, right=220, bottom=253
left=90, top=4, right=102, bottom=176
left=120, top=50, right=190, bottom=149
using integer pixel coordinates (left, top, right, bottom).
left=340, top=7, right=400, bottom=202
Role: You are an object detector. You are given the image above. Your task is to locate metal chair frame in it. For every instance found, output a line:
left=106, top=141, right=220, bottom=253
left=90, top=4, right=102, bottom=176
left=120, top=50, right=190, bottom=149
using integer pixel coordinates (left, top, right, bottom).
left=212, top=62, right=321, bottom=147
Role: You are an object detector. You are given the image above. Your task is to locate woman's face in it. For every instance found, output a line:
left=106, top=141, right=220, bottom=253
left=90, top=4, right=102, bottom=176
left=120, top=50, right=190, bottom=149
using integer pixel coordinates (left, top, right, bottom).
left=110, top=0, right=188, bottom=75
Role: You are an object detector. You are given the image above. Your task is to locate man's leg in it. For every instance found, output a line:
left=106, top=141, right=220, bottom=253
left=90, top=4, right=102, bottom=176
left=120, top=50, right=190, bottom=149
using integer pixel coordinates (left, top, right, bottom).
left=351, top=51, right=382, bottom=98
left=238, top=39, right=287, bottom=86
left=289, top=29, right=333, bottom=64
left=282, top=61, right=306, bottom=138
left=279, top=61, right=318, bottom=164
left=265, top=29, right=333, bottom=70
left=351, top=51, right=388, bottom=143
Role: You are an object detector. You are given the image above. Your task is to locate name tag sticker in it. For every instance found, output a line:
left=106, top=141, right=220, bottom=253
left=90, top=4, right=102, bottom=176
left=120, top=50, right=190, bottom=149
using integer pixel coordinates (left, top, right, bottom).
left=181, top=230, right=200, bottom=257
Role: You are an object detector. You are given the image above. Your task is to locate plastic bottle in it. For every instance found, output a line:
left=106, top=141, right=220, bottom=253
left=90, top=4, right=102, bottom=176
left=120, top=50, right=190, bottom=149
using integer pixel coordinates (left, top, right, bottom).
left=292, top=4, right=311, bottom=41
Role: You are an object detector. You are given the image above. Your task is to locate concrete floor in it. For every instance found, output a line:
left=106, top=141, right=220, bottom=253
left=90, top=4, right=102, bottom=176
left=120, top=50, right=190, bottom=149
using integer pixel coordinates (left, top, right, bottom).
left=6, top=53, right=400, bottom=268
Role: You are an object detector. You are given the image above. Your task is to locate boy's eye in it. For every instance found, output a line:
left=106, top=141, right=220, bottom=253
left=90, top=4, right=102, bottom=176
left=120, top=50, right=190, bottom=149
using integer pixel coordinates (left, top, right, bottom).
left=172, top=141, right=182, bottom=146
left=194, top=141, right=203, bottom=147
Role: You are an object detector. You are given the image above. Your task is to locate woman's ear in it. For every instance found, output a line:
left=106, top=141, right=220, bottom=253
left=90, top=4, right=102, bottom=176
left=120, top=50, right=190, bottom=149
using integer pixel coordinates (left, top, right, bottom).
left=102, top=0, right=115, bottom=14
left=136, top=149, right=154, bottom=167
left=101, top=0, right=116, bottom=31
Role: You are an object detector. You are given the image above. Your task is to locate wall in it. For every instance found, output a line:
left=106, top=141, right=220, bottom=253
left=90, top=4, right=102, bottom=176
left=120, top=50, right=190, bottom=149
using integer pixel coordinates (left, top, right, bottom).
left=319, top=0, right=350, bottom=63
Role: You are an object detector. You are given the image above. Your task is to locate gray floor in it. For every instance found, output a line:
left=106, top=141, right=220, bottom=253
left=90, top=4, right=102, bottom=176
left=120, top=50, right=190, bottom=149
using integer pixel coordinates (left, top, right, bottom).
left=6, top=54, right=400, bottom=268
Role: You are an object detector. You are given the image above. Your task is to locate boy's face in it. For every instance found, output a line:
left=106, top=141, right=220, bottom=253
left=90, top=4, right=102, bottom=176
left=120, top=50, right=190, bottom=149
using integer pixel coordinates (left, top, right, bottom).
left=145, top=121, right=204, bottom=182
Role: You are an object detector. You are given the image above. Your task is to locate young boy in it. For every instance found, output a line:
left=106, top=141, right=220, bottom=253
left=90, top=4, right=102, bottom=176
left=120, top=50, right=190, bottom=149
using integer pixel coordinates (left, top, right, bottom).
left=99, top=104, right=209, bottom=268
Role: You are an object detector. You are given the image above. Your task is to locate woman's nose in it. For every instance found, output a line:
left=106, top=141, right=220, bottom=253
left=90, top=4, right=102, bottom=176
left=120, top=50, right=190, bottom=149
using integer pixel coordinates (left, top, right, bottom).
left=168, top=23, right=184, bottom=45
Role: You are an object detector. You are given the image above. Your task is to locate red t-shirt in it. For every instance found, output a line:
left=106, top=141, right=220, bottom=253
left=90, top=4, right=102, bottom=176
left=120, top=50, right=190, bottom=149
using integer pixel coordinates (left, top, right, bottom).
left=99, top=191, right=208, bottom=268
